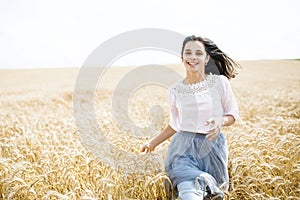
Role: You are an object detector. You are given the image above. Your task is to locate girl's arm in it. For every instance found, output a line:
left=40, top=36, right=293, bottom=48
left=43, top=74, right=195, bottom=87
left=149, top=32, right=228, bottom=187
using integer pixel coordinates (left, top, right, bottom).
left=141, top=125, right=177, bottom=153
left=222, top=114, right=236, bottom=126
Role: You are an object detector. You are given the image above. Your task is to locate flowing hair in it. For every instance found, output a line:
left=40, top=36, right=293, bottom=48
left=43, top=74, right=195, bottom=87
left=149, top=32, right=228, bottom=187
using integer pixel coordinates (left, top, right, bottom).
left=181, top=35, right=240, bottom=79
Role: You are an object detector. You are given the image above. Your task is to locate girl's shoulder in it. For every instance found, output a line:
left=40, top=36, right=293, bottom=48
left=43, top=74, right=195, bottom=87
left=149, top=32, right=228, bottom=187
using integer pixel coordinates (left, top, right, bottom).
left=218, top=74, right=230, bottom=82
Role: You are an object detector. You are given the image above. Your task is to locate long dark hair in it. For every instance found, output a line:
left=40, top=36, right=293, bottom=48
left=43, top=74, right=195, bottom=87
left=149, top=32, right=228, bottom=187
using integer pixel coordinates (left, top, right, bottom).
left=181, top=35, right=240, bottom=79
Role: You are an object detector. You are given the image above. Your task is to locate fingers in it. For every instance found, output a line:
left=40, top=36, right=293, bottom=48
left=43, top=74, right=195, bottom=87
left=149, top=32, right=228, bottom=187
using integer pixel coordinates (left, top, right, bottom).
left=140, top=146, right=146, bottom=153
left=205, top=117, right=224, bottom=127
left=206, top=127, right=217, bottom=133
left=205, top=124, right=221, bottom=141
left=206, top=131, right=219, bottom=141
left=140, top=144, right=154, bottom=154
left=205, top=117, right=223, bottom=141
left=204, top=117, right=215, bottom=126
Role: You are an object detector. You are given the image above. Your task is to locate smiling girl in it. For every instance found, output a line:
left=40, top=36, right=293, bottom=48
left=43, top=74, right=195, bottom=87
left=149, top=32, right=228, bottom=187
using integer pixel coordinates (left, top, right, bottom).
left=141, top=35, right=240, bottom=200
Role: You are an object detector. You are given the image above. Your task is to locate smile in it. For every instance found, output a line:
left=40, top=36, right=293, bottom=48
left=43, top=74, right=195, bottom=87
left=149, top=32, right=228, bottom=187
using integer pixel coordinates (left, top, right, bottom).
left=187, top=61, right=199, bottom=67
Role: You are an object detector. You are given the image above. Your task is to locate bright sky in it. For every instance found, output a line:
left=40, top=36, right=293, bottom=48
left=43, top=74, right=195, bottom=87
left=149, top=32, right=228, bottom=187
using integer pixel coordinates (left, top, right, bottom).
left=0, top=0, right=299, bottom=69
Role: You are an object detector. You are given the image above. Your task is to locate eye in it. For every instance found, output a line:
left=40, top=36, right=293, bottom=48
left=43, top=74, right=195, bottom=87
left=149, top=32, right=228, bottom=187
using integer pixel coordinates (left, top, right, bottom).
left=184, top=52, right=191, bottom=55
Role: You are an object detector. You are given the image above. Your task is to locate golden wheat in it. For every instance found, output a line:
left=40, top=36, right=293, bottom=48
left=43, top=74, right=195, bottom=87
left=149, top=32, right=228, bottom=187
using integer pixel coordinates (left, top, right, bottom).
left=0, top=61, right=299, bottom=199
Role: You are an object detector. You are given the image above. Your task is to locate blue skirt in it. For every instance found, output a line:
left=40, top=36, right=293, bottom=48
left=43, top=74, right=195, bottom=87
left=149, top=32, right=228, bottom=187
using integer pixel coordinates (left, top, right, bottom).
left=165, top=131, right=229, bottom=195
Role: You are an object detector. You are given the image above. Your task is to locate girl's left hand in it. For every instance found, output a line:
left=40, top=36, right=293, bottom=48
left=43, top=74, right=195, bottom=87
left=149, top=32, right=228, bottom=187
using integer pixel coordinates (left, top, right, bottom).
left=204, top=117, right=224, bottom=141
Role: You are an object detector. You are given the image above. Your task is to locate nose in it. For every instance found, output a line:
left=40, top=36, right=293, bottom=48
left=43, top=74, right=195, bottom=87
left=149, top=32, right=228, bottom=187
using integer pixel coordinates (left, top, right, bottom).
left=189, top=53, right=197, bottom=60
left=186, top=53, right=197, bottom=60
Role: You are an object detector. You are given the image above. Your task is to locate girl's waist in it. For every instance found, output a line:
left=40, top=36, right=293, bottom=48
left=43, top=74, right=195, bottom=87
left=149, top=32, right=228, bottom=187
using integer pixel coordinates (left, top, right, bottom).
left=177, top=130, right=208, bottom=137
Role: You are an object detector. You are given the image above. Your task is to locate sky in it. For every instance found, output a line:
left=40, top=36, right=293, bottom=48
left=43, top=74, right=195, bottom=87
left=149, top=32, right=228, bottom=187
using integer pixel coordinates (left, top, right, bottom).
left=0, top=0, right=299, bottom=69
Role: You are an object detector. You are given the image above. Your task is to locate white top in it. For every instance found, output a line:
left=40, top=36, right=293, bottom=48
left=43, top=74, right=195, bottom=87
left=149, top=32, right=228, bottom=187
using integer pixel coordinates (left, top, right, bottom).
left=168, top=74, right=239, bottom=133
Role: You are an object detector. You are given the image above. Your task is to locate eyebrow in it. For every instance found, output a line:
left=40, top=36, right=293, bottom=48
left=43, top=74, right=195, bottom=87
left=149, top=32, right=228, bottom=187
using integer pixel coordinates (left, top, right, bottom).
left=184, top=49, right=204, bottom=52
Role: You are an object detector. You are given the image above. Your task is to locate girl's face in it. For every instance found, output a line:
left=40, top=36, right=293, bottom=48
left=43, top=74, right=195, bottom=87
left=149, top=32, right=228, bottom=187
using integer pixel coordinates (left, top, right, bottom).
left=182, top=41, right=210, bottom=72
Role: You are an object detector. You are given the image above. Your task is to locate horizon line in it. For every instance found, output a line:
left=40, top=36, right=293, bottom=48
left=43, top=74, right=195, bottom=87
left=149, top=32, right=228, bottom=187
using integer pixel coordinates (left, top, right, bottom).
left=0, top=58, right=299, bottom=70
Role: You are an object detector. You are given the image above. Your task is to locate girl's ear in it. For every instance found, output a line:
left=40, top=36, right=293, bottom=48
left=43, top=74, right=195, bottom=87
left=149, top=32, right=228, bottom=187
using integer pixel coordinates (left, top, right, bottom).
left=205, top=54, right=210, bottom=64
left=205, top=54, right=210, bottom=63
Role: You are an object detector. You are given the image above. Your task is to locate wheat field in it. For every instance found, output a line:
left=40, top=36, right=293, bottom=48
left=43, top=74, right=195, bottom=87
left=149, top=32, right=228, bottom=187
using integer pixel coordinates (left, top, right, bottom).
left=0, top=60, right=299, bottom=199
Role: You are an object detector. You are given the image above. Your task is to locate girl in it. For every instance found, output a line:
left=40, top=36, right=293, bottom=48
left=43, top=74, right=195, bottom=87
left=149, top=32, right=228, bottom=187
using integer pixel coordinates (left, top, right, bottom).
left=141, top=35, right=239, bottom=200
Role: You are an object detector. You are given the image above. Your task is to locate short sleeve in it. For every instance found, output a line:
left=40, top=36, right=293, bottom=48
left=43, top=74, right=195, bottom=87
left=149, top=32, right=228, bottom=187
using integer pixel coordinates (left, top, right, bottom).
left=167, top=88, right=179, bottom=131
left=220, top=75, right=239, bottom=120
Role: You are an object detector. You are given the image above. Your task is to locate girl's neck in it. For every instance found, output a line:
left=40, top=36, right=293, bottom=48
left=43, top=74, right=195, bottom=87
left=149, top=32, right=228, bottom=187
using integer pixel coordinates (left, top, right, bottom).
left=185, top=71, right=207, bottom=84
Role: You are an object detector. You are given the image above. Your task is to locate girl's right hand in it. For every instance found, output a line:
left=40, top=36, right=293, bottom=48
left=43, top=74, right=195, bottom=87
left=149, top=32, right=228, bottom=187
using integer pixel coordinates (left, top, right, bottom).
left=204, top=117, right=224, bottom=141
left=141, top=143, right=155, bottom=153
